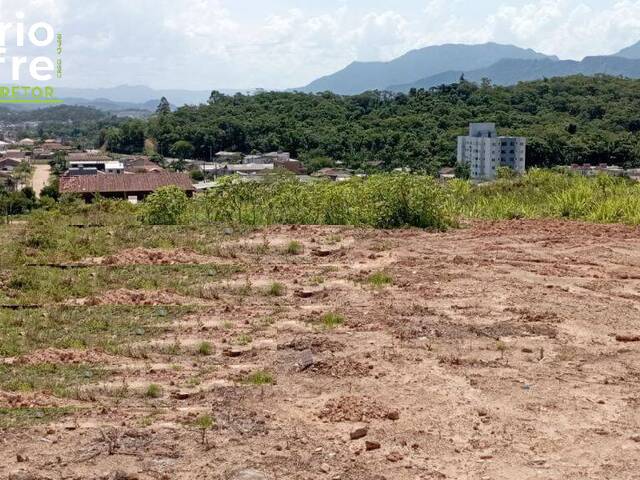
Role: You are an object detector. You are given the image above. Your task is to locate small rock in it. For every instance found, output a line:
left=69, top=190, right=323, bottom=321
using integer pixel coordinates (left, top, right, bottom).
left=521, top=347, right=534, bottom=353
left=365, top=441, right=381, bottom=451
left=480, top=454, right=493, bottom=460
left=295, top=290, right=315, bottom=299
left=630, top=435, right=640, bottom=443
left=229, top=469, right=270, bottom=480
left=386, top=411, right=400, bottom=421
left=531, top=458, right=546, bottom=465
left=319, top=464, right=331, bottom=474
left=172, top=391, right=192, bottom=400
left=111, top=471, right=137, bottom=480
left=386, top=452, right=403, bottom=462
left=615, top=334, right=640, bottom=342
left=297, top=349, right=314, bottom=371
left=223, top=347, right=244, bottom=357
left=8, top=472, right=38, bottom=480
left=16, top=454, right=28, bottom=463
left=350, top=427, right=368, bottom=440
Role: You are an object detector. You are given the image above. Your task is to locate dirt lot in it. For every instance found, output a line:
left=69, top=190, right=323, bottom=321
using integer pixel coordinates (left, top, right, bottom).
left=1, top=220, right=640, bottom=480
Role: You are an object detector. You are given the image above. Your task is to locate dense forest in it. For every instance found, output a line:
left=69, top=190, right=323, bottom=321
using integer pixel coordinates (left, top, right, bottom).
left=14, top=75, right=640, bottom=173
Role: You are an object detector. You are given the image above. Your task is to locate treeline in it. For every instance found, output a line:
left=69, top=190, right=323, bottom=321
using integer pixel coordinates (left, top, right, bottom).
left=12, top=75, right=640, bottom=172
left=145, top=75, right=640, bottom=172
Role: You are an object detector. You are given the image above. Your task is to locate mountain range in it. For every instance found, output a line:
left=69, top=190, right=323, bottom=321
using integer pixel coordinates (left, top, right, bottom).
left=296, top=40, right=640, bottom=94
left=25, top=39, right=640, bottom=114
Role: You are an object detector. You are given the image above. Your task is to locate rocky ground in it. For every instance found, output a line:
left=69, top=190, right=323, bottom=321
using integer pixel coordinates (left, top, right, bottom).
left=1, top=220, right=640, bottom=479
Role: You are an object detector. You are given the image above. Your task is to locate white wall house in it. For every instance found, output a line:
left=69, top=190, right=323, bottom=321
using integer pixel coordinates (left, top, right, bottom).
left=457, top=123, right=526, bottom=180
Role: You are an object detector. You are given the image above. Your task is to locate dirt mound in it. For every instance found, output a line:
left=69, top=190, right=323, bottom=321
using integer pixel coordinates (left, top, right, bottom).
left=15, top=348, right=113, bottom=366
left=318, top=395, right=393, bottom=422
left=89, top=248, right=214, bottom=266
left=71, top=288, right=199, bottom=306
left=308, top=357, right=372, bottom=378
left=277, top=335, right=344, bottom=353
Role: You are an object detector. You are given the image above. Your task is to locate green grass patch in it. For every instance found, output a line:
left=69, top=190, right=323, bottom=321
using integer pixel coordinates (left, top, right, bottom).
left=0, top=364, right=106, bottom=397
left=243, top=370, right=274, bottom=385
left=145, top=383, right=163, bottom=398
left=366, top=271, right=393, bottom=287
left=197, top=341, right=213, bottom=356
left=265, top=281, right=285, bottom=297
left=0, top=305, right=195, bottom=357
left=320, top=312, right=345, bottom=329
left=0, top=407, right=75, bottom=428
left=3, top=264, right=241, bottom=305
left=284, top=241, right=303, bottom=255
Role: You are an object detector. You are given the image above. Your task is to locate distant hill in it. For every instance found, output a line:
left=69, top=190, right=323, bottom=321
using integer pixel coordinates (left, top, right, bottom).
left=389, top=55, right=640, bottom=91
left=614, top=41, right=640, bottom=59
left=55, top=85, right=225, bottom=106
left=294, top=43, right=556, bottom=95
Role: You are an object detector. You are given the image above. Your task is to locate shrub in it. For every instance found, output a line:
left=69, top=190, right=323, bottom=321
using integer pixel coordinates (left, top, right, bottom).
left=139, top=186, right=188, bottom=225
left=244, top=370, right=274, bottom=385
left=285, top=241, right=303, bottom=255
left=197, top=341, right=212, bottom=356
left=266, top=282, right=285, bottom=296
left=320, top=312, right=345, bottom=329
left=145, top=383, right=162, bottom=398
left=367, top=271, right=393, bottom=287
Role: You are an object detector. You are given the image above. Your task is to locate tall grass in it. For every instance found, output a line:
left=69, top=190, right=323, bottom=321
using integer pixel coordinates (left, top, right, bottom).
left=16, top=170, right=640, bottom=229
left=449, top=169, right=640, bottom=224
left=184, top=174, right=455, bottom=230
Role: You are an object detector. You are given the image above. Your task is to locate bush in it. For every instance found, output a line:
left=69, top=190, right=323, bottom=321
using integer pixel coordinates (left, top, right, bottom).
left=139, top=186, right=189, bottom=225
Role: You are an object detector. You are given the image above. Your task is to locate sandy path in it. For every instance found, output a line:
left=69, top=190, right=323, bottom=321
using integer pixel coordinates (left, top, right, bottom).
left=30, top=163, right=51, bottom=196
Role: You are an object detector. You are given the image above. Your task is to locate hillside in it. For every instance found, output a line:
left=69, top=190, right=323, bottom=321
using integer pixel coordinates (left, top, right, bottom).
left=295, top=42, right=554, bottom=95
left=389, top=55, right=640, bottom=91
left=146, top=75, right=640, bottom=173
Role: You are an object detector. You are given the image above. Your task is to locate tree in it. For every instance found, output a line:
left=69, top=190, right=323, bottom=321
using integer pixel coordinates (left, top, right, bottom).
left=454, top=162, right=470, bottom=180
left=170, top=140, right=194, bottom=160
left=156, top=97, right=171, bottom=115
left=208, top=90, right=226, bottom=104
left=139, top=186, right=189, bottom=225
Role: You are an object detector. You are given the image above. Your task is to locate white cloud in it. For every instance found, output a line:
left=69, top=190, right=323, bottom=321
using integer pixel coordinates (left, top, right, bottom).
left=5, top=0, right=640, bottom=90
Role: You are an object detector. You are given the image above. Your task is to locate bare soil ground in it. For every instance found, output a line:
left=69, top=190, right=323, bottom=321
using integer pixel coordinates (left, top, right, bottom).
left=2, top=220, right=640, bottom=480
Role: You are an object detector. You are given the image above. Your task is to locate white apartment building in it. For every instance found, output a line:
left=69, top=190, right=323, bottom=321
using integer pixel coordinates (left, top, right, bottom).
left=457, top=123, right=526, bottom=180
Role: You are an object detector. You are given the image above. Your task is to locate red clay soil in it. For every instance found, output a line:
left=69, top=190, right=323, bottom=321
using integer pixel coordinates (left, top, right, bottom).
left=2, top=220, right=640, bottom=480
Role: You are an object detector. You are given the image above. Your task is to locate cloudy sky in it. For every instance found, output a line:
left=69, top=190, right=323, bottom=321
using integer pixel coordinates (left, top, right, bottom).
left=3, top=0, right=640, bottom=90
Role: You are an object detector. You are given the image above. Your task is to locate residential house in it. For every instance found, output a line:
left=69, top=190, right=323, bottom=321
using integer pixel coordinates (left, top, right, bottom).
left=438, top=167, right=456, bottom=180
left=311, top=168, right=353, bottom=181
left=59, top=172, right=195, bottom=203
left=17, top=138, right=35, bottom=146
left=0, top=158, right=21, bottom=172
left=122, top=156, right=165, bottom=173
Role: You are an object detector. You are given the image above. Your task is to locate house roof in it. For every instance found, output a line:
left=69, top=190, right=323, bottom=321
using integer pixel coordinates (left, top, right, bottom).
left=59, top=172, right=194, bottom=194
left=67, top=152, right=112, bottom=162
left=0, top=158, right=21, bottom=167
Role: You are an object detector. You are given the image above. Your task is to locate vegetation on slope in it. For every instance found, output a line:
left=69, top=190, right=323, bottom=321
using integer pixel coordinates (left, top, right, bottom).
left=8, top=75, right=640, bottom=175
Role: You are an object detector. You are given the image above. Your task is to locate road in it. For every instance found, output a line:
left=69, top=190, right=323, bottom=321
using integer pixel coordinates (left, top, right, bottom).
left=31, top=164, right=51, bottom=197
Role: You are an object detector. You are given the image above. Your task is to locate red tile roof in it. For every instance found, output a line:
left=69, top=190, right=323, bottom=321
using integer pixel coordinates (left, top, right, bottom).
left=59, top=172, right=194, bottom=194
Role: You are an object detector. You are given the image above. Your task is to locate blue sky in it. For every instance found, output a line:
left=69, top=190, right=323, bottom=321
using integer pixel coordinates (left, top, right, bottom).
left=2, top=0, right=640, bottom=90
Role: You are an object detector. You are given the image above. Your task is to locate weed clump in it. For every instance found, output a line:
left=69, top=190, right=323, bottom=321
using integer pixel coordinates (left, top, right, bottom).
left=285, top=241, right=303, bottom=255
left=244, top=370, right=274, bottom=385
left=197, top=341, right=213, bottom=356
left=145, top=383, right=162, bottom=398
left=266, top=282, right=285, bottom=296
left=367, top=271, right=393, bottom=287
left=320, top=312, right=345, bottom=329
